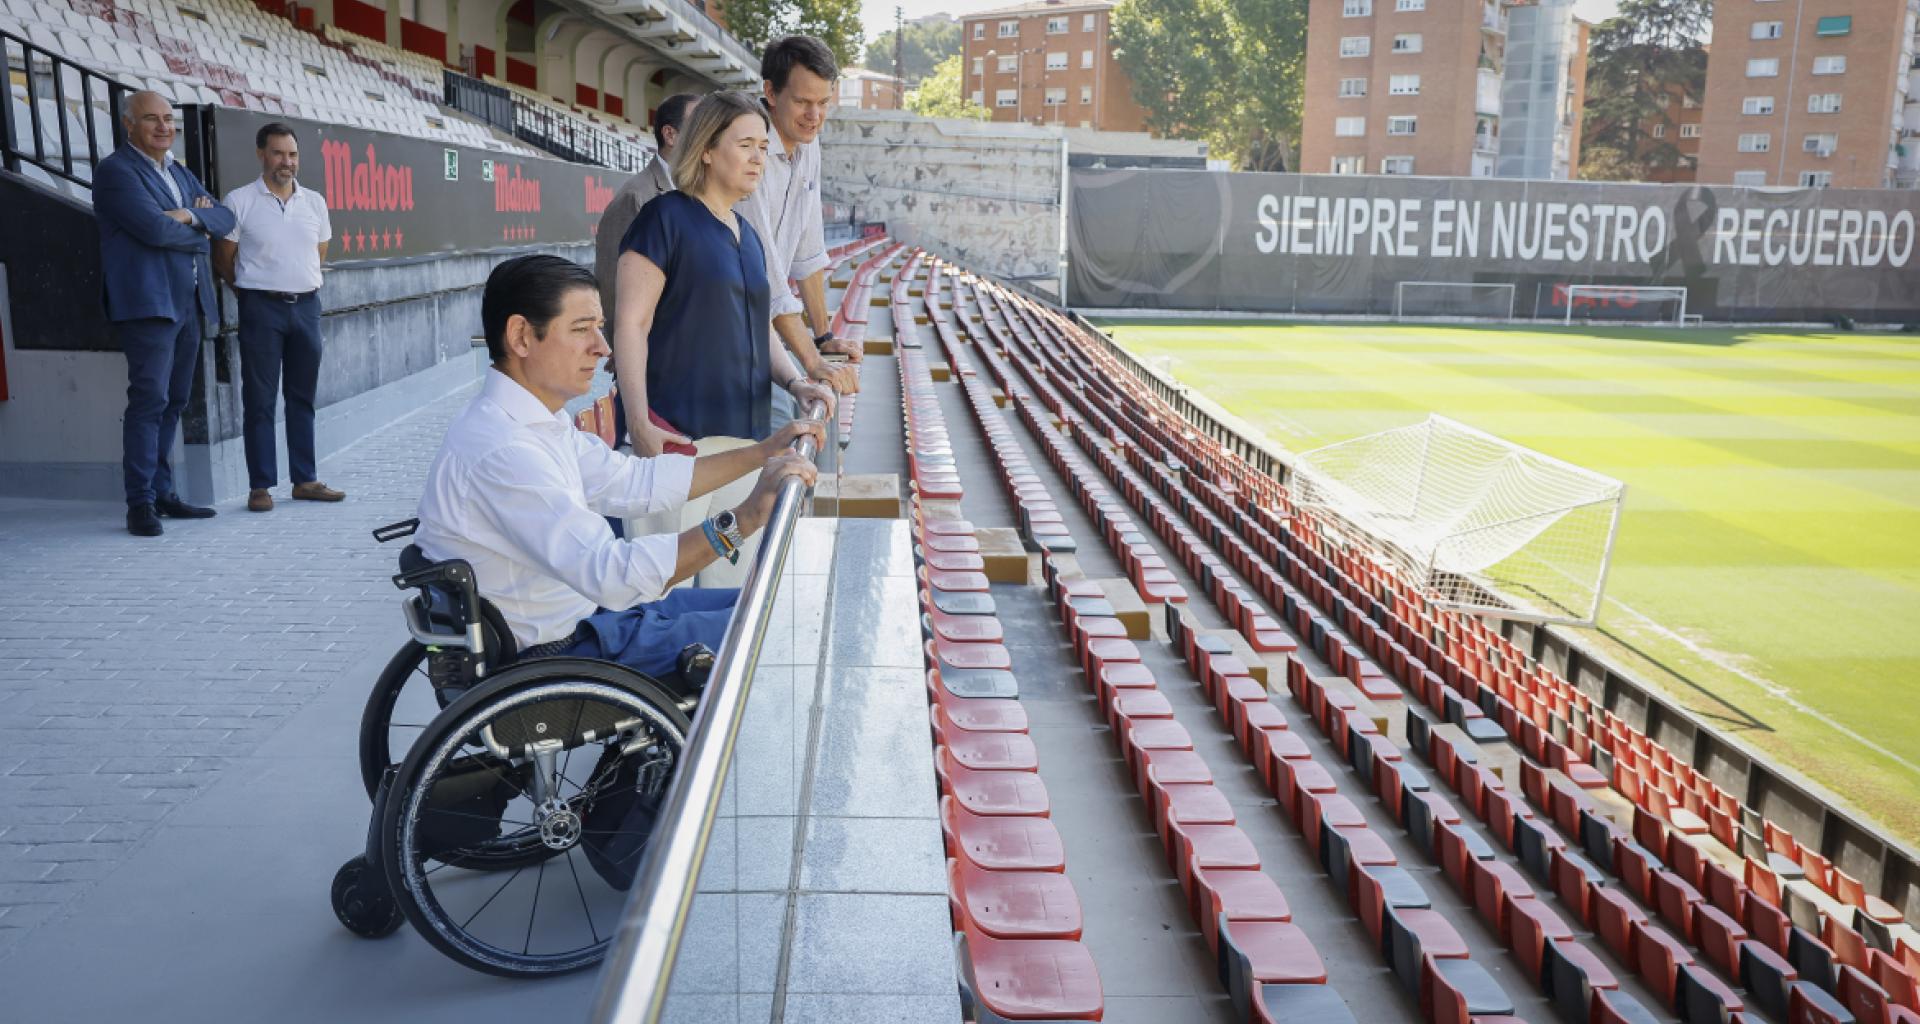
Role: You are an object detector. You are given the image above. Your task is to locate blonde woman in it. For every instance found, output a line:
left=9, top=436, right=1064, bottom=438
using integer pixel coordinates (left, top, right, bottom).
left=612, top=90, right=833, bottom=586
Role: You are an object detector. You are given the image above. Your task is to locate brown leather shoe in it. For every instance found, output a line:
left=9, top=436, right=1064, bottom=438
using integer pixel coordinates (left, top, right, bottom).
left=291, top=481, right=346, bottom=502
left=247, top=489, right=273, bottom=512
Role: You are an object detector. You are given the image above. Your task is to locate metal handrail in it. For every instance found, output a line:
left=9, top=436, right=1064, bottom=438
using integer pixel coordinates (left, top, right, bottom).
left=588, top=400, right=828, bottom=1023
left=1, top=28, right=134, bottom=189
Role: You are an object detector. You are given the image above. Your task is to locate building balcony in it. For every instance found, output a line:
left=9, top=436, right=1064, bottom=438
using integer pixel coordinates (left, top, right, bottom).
left=1477, top=68, right=1502, bottom=116
left=1474, top=130, right=1500, bottom=154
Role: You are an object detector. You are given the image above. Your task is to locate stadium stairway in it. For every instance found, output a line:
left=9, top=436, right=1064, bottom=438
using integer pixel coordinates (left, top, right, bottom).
left=898, top=253, right=1920, bottom=1024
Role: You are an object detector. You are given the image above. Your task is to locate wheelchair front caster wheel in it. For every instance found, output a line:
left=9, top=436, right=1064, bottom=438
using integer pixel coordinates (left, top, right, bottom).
left=332, top=855, right=403, bottom=938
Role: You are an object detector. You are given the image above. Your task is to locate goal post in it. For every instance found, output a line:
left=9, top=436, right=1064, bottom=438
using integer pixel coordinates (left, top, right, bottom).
left=1290, top=415, right=1626, bottom=627
left=1560, top=284, right=1689, bottom=326
left=1394, top=281, right=1517, bottom=321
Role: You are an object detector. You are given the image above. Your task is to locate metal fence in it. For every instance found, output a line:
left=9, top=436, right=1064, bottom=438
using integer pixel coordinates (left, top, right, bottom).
left=442, top=68, right=653, bottom=174
left=1, top=27, right=134, bottom=190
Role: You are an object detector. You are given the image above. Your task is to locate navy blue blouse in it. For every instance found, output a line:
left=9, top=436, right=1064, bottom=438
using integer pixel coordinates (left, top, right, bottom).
left=620, top=190, right=772, bottom=442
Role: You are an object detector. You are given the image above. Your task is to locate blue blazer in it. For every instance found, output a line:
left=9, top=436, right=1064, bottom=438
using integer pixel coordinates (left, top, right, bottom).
left=93, top=146, right=236, bottom=324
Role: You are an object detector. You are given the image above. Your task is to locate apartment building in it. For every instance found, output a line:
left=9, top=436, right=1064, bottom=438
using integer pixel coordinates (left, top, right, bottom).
left=960, top=0, right=1148, bottom=132
left=1497, top=0, right=1589, bottom=179
left=839, top=68, right=904, bottom=110
left=1300, top=0, right=1516, bottom=177
left=1695, top=0, right=1920, bottom=188
left=1642, top=82, right=1706, bottom=182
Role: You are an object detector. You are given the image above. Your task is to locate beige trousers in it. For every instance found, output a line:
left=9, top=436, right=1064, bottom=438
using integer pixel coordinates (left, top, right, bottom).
left=626, top=435, right=761, bottom=589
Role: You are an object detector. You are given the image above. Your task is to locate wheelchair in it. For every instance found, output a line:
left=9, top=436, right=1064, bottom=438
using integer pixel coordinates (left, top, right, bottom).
left=330, top=519, right=714, bottom=978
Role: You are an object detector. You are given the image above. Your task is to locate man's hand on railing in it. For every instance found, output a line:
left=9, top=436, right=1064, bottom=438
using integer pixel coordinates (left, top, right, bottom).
left=789, top=378, right=838, bottom=418
left=756, top=418, right=825, bottom=460
left=733, top=450, right=818, bottom=537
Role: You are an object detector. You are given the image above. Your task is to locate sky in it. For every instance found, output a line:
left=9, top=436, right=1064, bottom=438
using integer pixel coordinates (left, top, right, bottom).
left=857, top=0, right=1624, bottom=51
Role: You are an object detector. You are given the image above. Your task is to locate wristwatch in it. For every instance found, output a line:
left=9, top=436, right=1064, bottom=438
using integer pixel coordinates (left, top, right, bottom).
left=813, top=330, right=834, bottom=347
left=714, top=508, right=745, bottom=560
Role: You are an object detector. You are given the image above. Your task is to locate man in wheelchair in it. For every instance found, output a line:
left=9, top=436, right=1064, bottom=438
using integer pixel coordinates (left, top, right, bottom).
left=414, top=253, right=824, bottom=689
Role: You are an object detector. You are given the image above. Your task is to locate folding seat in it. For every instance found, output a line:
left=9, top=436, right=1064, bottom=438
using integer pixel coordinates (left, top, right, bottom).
left=1150, top=780, right=1235, bottom=852
left=1107, top=687, right=1172, bottom=732
left=1421, top=954, right=1517, bottom=1023
left=1692, top=902, right=1748, bottom=976
left=1096, top=661, right=1155, bottom=707
left=1790, top=926, right=1841, bottom=992
left=1869, top=949, right=1919, bottom=1014
left=1467, top=858, right=1535, bottom=942
left=922, top=602, right=1004, bottom=645
left=1591, top=886, right=1649, bottom=967
left=1406, top=790, right=1464, bottom=860
left=1118, top=717, right=1192, bottom=776
left=1349, top=730, right=1400, bottom=784
left=1543, top=935, right=1619, bottom=1024
left=1252, top=982, right=1358, bottom=1024
left=1787, top=980, right=1858, bottom=1024
left=1274, top=756, right=1337, bottom=825
left=1135, top=747, right=1211, bottom=804
left=1238, top=700, right=1288, bottom=754
left=1480, top=785, right=1532, bottom=852
left=1837, top=965, right=1890, bottom=1024
left=942, top=797, right=1067, bottom=872
left=1251, top=726, right=1310, bottom=790
left=1435, top=820, right=1496, bottom=896
left=949, top=858, right=1083, bottom=940
left=1824, top=916, right=1873, bottom=974
left=1375, top=759, right=1431, bottom=826
left=933, top=745, right=1044, bottom=818
left=1217, top=674, right=1266, bottom=734
left=1511, top=814, right=1565, bottom=886
left=1591, top=987, right=1664, bottom=1024
left=1506, top=894, right=1574, bottom=982
left=1321, top=825, right=1395, bottom=897
left=954, top=924, right=1102, bottom=1023
left=1740, top=938, right=1801, bottom=1019
left=936, top=724, right=1039, bottom=772
left=1701, top=860, right=1747, bottom=921
left=1632, top=918, right=1697, bottom=1007
left=1193, top=866, right=1290, bottom=955
left=1167, top=822, right=1260, bottom=899
left=1666, top=834, right=1707, bottom=891
left=1614, top=837, right=1658, bottom=903
left=1384, top=906, right=1470, bottom=995
left=1744, top=894, right=1792, bottom=957
left=1218, top=919, right=1327, bottom=1021
left=1079, top=636, right=1140, bottom=681
left=1673, top=961, right=1745, bottom=1023
left=1651, top=868, right=1702, bottom=938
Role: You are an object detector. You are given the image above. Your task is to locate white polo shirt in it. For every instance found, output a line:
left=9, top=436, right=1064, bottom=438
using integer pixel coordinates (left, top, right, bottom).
left=220, top=176, right=332, bottom=293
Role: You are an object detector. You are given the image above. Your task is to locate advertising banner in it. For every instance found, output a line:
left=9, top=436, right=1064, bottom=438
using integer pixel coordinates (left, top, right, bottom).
left=1066, top=169, right=1920, bottom=322
left=208, top=108, right=632, bottom=262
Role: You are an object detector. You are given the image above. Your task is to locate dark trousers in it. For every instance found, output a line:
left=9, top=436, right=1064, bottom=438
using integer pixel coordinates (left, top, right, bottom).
left=119, top=314, right=202, bottom=507
left=237, top=289, right=323, bottom=490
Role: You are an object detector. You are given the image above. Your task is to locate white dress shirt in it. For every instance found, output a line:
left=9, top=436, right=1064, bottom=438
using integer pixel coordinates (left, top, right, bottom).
left=139, top=148, right=199, bottom=281
left=221, top=176, right=332, bottom=293
left=415, top=369, right=697, bottom=648
left=735, top=117, right=829, bottom=321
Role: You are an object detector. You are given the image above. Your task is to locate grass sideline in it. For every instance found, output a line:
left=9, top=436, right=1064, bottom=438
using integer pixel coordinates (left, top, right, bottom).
left=1100, top=318, right=1920, bottom=846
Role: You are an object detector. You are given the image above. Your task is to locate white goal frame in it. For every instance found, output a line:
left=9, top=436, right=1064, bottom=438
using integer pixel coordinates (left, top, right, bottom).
left=1562, top=284, right=1690, bottom=326
left=1394, top=281, right=1517, bottom=321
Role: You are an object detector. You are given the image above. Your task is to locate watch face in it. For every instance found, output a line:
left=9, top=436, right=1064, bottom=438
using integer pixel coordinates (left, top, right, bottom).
left=716, top=510, right=736, bottom=530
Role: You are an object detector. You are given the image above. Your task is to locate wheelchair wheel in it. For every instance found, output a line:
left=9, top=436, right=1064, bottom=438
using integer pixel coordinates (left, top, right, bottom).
left=359, top=641, right=440, bottom=799
left=377, top=658, right=690, bottom=978
left=332, top=855, right=404, bottom=938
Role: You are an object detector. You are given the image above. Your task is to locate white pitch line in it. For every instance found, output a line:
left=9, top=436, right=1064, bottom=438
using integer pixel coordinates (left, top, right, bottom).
left=1603, top=594, right=1920, bottom=778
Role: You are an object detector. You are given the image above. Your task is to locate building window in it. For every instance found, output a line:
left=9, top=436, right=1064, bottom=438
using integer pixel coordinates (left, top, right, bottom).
left=1344, top=0, right=1372, bottom=15
left=1815, top=15, right=1850, bottom=35
left=1335, top=116, right=1366, bottom=137
left=1340, top=36, right=1371, bottom=57
left=973, top=23, right=984, bottom=39
left=1802, top=133, right=1837, bottom=154
left=1808, top=93, right=1841, bottom=113
left=1387, top=115, right=1417, bottom=135
left=1751, top=20, right=1783, bottom=39
left=1737, top=132, right=1771, bottom=152
left=997, top=54, right=1017, bottom=73
left=1083, top=13, right=1095, bottom=30
left=1746, top=58, right=1779, bottom=77
left=1652, top=123, right=1666, bottom=138
left=995, top=89, right=1016, bottom=107
left=1046, top=16, right=1067, bottom=33
left=1389, top=73, right=1420, bottom=95
left=1679, top=123, right=1700, bottom=138
left=1339, top=77, right=1368, bottom=97
left=1812, top=55, right=1845, bottom=74
left=970, top=90, right=983, bottom=106
left=1044, top=87, right=1066, bottom=106
left=1392, top=33, right=1422, bottom=52
left=1397, top=0, right=1426, bottom=10
left=1080, top=84, right=1092, bottom=103
left=1801, top=171, right=1832, bottom=187
left=1081, top=49, right=1093, bottom=69
left=1733, top=170, right=1767, bottom=186
left=998, top=20, right=1017, bottom=37
left=1381, top=156, right=1414, bottom=174
left=1331, top=156, right=1363, bottom=173
left=972, top=57, right=983, bottom=76
left=1741, top=95, right=1774, bottom=115
left=1046, top=51, right=1067, bottom=70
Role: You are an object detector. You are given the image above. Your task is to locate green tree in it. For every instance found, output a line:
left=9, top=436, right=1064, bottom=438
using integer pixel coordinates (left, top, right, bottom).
left=862, top=15, right=962, bottom=86
left=907, top=53, right=990, bottom=120
left=1110, top=0, right=1307, bottom=169
left=1579, top=0, right=1711, bottom=180
left=720, top=0, right=865, bottom=70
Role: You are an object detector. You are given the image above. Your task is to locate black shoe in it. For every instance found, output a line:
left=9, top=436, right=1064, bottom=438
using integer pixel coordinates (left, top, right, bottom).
left=677, top=643, right=716, bottom=690
left=154, top=494, right=216, bottom=519
left=127, top=504, right=163, bottom=537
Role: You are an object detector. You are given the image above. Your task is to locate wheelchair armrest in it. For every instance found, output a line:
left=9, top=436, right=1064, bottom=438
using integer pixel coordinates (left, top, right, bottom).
left=399, top=596, right=473, bottom=649
left=393, top=558, right=487, bottom=656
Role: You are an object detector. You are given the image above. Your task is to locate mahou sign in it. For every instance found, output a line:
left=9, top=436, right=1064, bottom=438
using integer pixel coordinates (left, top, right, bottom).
left=211, top=108, right=632, bottom=261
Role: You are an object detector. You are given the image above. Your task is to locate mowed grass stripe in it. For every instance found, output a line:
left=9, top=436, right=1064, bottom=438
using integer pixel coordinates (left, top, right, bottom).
left=1104, top=320, right=1920, bottom=844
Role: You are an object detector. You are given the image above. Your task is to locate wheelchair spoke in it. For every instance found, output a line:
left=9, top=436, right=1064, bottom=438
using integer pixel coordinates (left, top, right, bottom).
left=459, top=864, right=527, bottom=932
left=555, top=698, right=590, bottom=796
left=523, top=856, right=546, bottom=956
left=420, top=807, right=535, bottom=828
left=565, top=849, right=600, bottom=945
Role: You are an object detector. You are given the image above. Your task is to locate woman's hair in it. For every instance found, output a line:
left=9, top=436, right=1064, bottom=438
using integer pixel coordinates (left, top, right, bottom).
left=669, top=90, right=769, bottom=197
left=481, top=254, right=597, bottom=364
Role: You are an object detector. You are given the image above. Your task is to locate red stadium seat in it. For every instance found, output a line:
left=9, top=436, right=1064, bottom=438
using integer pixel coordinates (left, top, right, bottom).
left=948, top=859, right=1083, bottom=940
left=955, top=923, right=1103, bottom=1022
left=1193, top=866, right=1291, bottom=954
left=936, top=747, right=1050, bottom=817
left=942, top=797, right=1066, bottom=872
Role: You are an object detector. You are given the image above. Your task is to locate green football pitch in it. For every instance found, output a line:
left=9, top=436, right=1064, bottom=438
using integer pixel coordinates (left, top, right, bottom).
left=1100, top=319, right=1920, bottom=845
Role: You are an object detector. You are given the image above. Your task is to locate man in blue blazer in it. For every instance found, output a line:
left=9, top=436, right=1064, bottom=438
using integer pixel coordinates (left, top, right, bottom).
left=95, top=90, right=236, bottom=536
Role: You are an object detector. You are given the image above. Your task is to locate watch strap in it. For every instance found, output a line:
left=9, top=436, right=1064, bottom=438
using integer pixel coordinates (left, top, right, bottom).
left=701, top=517, right=738, bottom=565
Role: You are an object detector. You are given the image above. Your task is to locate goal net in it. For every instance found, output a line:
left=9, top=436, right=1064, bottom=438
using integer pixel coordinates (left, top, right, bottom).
left=1291, top=415, right=1625, bottom=626
left=1557, top=284, right=1689, bottom=325
left=1394, top=282, right=1517, bottom=321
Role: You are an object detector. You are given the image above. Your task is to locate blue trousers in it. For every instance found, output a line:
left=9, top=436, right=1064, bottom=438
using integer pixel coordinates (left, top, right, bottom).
left=237, top=290, right=323, bottom=490
left=560, top=587, right=739, bottom=679
left=118, top=314, right=202, bottom=506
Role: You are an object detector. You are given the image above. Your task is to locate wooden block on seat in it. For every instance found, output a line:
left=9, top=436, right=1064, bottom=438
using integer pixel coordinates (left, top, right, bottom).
left=1086, top=578, right=1149, bottom=640
left=812, top=474, right=899, bottom=518
left=863, top=336, right=895, bottom=356
left=930, top=362, right=952, bottom=382
left=991, top=389, right=1008, bottom=408
left=976, top=528, right=1033, bottom=584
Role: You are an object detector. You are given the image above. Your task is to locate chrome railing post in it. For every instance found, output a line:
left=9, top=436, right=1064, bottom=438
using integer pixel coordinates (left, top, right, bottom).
left=588, top=401, right=827, bottom=1024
